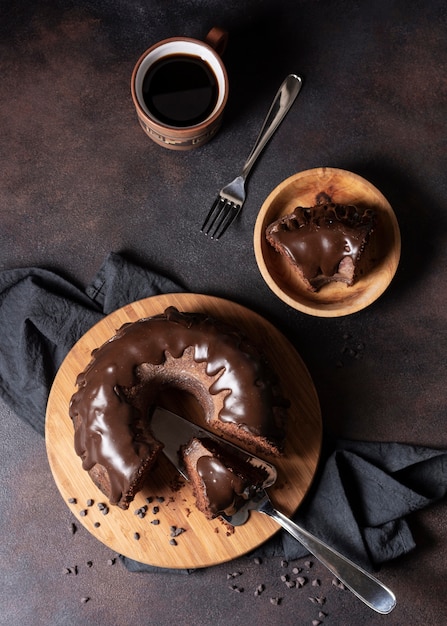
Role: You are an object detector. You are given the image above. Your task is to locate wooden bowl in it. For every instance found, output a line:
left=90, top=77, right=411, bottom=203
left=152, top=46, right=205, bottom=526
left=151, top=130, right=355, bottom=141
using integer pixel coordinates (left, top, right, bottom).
left=254, top=167, right=401, bottom=317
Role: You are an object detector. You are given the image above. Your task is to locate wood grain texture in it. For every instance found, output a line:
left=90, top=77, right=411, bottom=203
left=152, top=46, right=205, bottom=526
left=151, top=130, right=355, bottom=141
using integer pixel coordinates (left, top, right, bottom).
left=45, top=294, right=322, bottom=568
left=254, top=167, right=401, bottom=317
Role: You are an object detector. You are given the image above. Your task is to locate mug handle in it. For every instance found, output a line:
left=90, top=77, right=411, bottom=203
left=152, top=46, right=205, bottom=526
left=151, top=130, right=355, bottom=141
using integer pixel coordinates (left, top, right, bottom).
left=205, top=27, right=228, bottom=56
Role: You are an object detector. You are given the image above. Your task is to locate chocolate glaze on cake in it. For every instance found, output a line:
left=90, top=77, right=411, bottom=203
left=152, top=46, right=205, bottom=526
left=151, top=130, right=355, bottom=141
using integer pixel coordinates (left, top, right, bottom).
left=69, top=307, right=287, bottom=509
left=182, top=437, right=268, bottom=519
left=266, top=199, right=375, bottom=291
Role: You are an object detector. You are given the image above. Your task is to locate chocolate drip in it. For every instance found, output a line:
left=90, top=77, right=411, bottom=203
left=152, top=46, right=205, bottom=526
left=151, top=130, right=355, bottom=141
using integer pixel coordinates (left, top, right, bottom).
left=69, top=307, right=285, bottom=505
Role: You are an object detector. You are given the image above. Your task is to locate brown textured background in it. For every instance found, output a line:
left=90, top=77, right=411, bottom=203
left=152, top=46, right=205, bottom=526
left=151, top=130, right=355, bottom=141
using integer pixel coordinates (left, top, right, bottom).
left=1, top=1, right=447, bottom=624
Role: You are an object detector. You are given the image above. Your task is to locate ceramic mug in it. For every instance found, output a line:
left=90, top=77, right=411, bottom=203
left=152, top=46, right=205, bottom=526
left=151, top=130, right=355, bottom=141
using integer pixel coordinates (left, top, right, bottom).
left=131, top=27, right=229, bottom=150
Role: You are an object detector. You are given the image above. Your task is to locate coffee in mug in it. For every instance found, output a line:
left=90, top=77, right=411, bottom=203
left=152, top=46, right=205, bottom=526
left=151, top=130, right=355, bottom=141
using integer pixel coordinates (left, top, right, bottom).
left=131, top=28, right=228, bottom=150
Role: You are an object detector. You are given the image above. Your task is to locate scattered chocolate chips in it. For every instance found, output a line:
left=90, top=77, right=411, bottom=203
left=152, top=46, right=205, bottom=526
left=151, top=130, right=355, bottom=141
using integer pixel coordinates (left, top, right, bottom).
left=170, top=526, right=186, bottom=537
left=134, top=505, right=147, bottom=519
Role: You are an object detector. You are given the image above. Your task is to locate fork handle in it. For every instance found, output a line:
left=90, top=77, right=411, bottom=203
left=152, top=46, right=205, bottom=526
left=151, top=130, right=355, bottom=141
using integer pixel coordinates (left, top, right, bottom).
left=240, top=74, right=303, bottom=180
left=260, top=503, right=396, bottom=615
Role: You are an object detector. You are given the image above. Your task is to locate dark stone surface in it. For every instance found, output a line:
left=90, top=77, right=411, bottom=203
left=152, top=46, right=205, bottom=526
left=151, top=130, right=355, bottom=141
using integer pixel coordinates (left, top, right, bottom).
left=1, top=1, right=447, bottom=623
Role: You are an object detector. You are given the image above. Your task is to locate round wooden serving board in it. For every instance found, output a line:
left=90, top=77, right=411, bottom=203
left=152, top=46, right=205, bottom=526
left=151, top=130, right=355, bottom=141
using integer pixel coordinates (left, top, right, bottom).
left=46, top=294, right=322, bottom=569
left=254, top=167, right=401, bottom=317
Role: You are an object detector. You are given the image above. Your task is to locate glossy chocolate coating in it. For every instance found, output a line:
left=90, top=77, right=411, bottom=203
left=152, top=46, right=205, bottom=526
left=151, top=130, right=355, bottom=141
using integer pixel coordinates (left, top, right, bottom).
left=69, top=307, right=285, bottom=506
left=197, top=456, right=249, bottom=516
left=266, top=202, right=375, bottom=290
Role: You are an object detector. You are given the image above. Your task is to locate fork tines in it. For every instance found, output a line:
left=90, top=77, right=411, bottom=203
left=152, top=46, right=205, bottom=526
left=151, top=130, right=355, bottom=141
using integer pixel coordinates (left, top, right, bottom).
left=200, top=196, right=241, bottom=240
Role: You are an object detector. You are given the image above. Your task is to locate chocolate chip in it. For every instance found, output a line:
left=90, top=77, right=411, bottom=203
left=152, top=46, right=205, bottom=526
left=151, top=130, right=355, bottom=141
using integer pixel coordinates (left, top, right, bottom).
left=81, top=597, right=90, bottom=604
left=169, top=539, right=177, bottom=546
left=292, top=567, right=301, bottom=574
left=86, top=561, right=93, bottom=568
left=94, top=522, right=100, bottom=528
left=152, top=506, right=159, bottom=514
left=312, top=621, right=322, bottom=626
left=312, top=579, right=321, bottom=587
left=296, top=576, right=307, bottom=587
left=150, top=519, right=160, bottom=525
left=68, top=497, right=77, bottom=504
left=254, top=584, right=265, bottom=596
left=269, top=597, right=281, bottom=605
left=309, top=596, right=326, bottom=605
left=87, top=499, right=94, bottom=507
left=134, top=532, right=140, bottom=541
left=253, top=557, right=262, bottom=565
left=107, top=558, right=116, bottom=565
left=305, top=560, right=313, bottom=568
left=280, top=574, right=289, bottom=582
left=97, top=502, right=106, bottom=510
left=281, top=560, right=288, bottom=568
left=146, top=496, right=154, bottom=503
left=156, top=496, right=165, bottom=503
left=70, top=522, right=77, bottom=535
left=79, top=509, right=87, bottom=517
left=101, top=506, right=109, bottom=515
left=285, top=581, right=295, bottom=588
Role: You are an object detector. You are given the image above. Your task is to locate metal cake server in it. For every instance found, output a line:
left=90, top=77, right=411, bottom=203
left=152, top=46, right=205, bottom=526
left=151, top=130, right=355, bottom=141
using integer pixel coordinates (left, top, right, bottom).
left=150, top=407, right=396, bottom=615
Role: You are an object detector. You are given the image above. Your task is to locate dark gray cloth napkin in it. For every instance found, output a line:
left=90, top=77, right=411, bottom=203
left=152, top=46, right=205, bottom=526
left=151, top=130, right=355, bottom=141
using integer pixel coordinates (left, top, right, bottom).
left=1, top=252, right=446, bottom=572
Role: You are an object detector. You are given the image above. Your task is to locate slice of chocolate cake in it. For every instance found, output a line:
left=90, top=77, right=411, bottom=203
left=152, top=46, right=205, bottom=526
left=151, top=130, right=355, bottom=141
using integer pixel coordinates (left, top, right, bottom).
left=182, top=437, right=268, bottom=520
left=266, top=199, right=375, bottom=292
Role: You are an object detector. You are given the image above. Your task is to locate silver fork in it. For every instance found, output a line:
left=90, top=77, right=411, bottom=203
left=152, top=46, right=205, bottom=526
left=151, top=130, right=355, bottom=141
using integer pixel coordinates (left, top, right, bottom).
left=201, top=73, right=303, bottom=240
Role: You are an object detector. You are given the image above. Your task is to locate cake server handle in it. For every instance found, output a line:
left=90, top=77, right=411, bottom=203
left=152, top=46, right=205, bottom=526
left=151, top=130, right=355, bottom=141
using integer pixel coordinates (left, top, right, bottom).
left=258, top=495, right=396, bottom=615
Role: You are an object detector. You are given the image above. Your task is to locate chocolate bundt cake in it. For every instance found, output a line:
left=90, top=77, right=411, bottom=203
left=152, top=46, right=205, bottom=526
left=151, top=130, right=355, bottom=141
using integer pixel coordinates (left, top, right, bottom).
left=69, top=307, right=288, bottom=509
left=182, top=437, right=268, bottom=519
left=266, top=199, right=376, bottom=291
